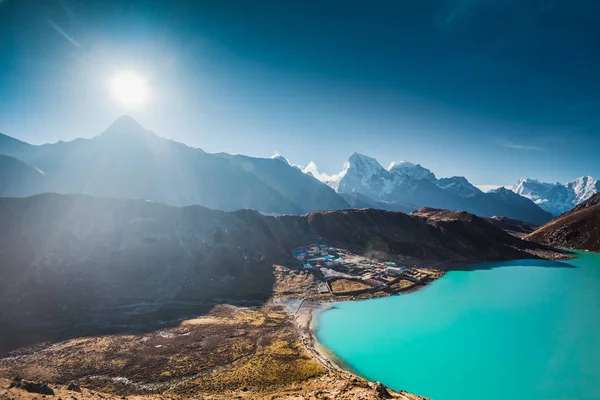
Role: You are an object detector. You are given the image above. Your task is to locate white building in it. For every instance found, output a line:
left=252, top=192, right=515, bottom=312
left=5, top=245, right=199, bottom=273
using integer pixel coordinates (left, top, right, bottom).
left=386, top=266, right=407, bottom=276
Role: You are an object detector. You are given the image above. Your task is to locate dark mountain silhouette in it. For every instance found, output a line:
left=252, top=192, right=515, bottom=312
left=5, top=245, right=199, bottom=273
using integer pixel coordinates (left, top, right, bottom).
left=219, top=153, right=350, bottom=212
left=0, top=116, right=336, bottom=214
left=484, top=215, right=537, bottom=237
left=411, top=207, right=547, bottom=257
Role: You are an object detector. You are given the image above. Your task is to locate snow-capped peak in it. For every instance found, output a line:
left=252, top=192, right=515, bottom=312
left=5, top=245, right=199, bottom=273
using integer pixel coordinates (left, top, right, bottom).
left=302, top=161, right=348, bottom=190
left=566, top=176, right=599, bottom=205
left=510, top=175, right=599, bottom=215
left=511, top=178, right=556, bottom=197
left=388, top=160, right=436, bottom=182
left=437, top=176, right=481, bottom=197
left=348, top=152, right=387, bottom=176
left=387, top=160, right=414, bottom=171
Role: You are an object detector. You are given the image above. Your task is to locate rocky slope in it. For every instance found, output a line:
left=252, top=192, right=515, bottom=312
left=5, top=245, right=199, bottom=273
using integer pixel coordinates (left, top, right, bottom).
left=410, top=207, right=549, bottom=259
left=0, top=194, right=566, bottom=354
left=526, top=193, right=600, bottom=251
left=484, top=215, right=537, bottom=237
left=511, top=176, right=600, bottom=215
left=306, top=153, right=553, bottom=225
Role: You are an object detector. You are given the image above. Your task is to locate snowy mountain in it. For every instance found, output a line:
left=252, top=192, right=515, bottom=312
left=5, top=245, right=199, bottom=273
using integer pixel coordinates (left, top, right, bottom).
left=437, top=176, right=482, bottom=197
left=511, top=176, right=600, bottom=215
left=304, top=153, right=553, bottom=225
left=302, top=161, right=348, bottom=191
left=0, top=116, right=568, bottom=224
left=388, top=161, right=436, bottom=182
left=336, top=153, right=393, bottom=199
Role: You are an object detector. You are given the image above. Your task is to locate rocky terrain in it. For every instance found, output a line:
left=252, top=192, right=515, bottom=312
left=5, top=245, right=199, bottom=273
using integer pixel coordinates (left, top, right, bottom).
left=526, top=193, right=600, bottom=251
left=484, top=215, right=537, bottom=237
left=0, top=305, right=425, bottom=400
left=0, top=194, right=566, bottom=353
left=409, top=207, right=564, bottom=261
left=0, top=193, right=569, bottom=399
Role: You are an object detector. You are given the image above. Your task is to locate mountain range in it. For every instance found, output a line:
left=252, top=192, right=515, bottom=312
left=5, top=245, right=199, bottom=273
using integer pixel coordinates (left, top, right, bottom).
left=510, top=176, right=599, bottom=216
left=303, top=153, right=553, bottom=225
left=0, top=116, right=348, bottom=215
left=0, top=116, right=593, bottom=225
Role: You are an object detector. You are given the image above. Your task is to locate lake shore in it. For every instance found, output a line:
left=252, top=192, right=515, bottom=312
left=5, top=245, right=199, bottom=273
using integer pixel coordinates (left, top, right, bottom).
left=301, top=251, right=600, bottom=400
left=288, top=298, right=429, bottom=400
left=292, top=248, right=575, bottom=399
left=1, top=249, right=575, bottom=400
left=286, top=286, right=435, bottom=400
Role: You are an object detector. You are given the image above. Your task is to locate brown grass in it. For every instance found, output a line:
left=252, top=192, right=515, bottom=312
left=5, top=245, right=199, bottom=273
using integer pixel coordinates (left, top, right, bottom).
left=390, top=279, right=415, bottom=291
left=272, top=265, right=319, bottom=297
left=0, top=304, right=327, bottom=396
left=330, top=279, right=372, bottom=293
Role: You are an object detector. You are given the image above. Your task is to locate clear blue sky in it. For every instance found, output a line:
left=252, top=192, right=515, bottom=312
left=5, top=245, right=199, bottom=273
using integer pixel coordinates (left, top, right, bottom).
left=1, top=0, right=599, bottom=186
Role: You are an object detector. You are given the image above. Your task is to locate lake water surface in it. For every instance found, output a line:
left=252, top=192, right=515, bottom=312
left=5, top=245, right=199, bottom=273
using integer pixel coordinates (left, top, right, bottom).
left=316, top=252, right=600, bottom=400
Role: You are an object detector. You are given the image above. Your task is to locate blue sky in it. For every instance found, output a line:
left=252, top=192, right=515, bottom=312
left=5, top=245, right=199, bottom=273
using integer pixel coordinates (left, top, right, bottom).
left=1, top=0, right=599, bottom=186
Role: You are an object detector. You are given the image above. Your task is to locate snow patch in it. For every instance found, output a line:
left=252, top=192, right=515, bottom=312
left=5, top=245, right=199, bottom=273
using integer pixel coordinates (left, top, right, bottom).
left=475, top=184, right=510, bottom=193
left=302, top=161, right=348, bottom=190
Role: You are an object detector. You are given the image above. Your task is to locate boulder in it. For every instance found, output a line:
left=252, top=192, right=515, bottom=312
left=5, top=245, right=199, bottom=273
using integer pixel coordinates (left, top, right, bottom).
left=369, top=381, right=392, bottom=399
left=9, top=377, right=54, bottom=395
left=67, top=382, right=82, bottom=392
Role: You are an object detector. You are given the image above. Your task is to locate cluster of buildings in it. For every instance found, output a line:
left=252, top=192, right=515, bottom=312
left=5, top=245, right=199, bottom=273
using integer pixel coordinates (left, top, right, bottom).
left=292, top=244, right=342, bottom=269
left=289, top=243, right=433, bottom=296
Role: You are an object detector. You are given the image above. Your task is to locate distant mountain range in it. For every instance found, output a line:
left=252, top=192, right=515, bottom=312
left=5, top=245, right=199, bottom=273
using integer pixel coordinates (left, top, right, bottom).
left=510, top=177, right=599, bottom=216
left=303, top=153, right=552, bottom=225
left=0, top=116, right=348, bottom=215
left=0, top=116, right=592, bottom=225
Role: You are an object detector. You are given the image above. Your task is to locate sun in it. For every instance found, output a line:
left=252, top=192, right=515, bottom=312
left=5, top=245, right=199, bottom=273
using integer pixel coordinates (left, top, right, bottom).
left=110, top=71, right=150, bottom=106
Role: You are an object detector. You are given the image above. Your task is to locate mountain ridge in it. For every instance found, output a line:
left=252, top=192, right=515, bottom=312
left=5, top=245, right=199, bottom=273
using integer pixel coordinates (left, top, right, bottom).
left=0, top=118, right=342, bottom=214
left=0, top=117, right=573, bottom=224
left=511, top=176, right=599, bottom=215
left=305, top=153, right=553, bottom=225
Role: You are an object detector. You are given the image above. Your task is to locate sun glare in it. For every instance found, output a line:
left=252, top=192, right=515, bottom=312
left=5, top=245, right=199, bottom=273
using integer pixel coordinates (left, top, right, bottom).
left=110, top=71, right=149, bottom=106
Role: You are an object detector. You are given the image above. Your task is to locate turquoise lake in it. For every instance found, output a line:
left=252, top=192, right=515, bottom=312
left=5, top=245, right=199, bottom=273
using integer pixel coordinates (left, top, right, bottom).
left=316, top=252, right=600, bottom=400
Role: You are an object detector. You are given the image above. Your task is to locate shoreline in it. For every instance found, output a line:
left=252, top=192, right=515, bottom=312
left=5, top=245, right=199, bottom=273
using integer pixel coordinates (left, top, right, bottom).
left=290, top=280, right=439, bottom=399
left=291, top=249, right=577, bottom=398
left=291, top=298, right=429, bottom=399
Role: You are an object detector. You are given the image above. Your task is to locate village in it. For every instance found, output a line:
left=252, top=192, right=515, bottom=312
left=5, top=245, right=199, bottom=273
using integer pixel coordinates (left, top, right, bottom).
left=291, top=244, right=437, bottom=296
